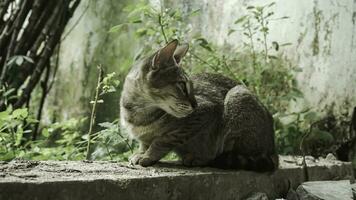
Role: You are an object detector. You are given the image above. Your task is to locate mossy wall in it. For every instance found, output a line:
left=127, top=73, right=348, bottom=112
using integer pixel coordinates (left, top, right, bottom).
left=46, top=0, right=356, bottom=123
left=159, top=0, right=356, bottom=116
left=43, top=0, right=138, bottom=124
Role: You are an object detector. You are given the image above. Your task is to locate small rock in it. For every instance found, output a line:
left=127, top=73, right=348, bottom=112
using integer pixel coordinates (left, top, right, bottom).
left=296, top=158, right=303, bottom=166
left=325, top=153, right=337, bottom=161
left=296, top=180, right=353, bottom=200
left=246, top=192, right=268, bottom=200
left=305, top=156, right=315, bottom=162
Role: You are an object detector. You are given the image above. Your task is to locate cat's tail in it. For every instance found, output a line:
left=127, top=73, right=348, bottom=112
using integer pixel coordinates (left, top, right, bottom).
left=210, top=152, right=279, bottom=172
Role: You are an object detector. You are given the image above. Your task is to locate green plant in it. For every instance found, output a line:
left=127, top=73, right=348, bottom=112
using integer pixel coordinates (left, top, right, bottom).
left=109, top=1, right=315, bottom=155
left=0, top=106, right=37, bottom=160
left=84, top=65, right=134, bottom=160
left=23, top=117, right=88, bottom=160
left=86, top=65, right=104, bottom=160
left=0, top=106, right=88, bottom=160
left=90, top=120, right=133, bottom=161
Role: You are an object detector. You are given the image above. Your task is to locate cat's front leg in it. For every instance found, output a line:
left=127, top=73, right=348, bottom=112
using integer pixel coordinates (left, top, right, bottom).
left=130, top=153, right=153, bottom=166
left=135, top=134, right=184, bottom=167
left=129, top=142, right=150, bottom=165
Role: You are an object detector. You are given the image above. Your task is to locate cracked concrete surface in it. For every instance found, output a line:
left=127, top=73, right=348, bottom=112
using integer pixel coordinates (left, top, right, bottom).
left=0, top=155, right=354, bottom=200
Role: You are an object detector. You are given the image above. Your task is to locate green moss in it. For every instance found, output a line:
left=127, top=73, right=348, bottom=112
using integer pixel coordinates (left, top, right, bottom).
left=297, top=28, right=308, bottom=48
left=311, top=6, right=322, bottom=56
left=322, top=13, right=338, bottom=55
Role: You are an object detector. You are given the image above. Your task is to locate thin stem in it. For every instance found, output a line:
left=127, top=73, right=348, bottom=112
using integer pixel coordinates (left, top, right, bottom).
left=86, top=65, right=103, bottom=160
left=104, top=142, right=113, bottom=160
left=158, top=14, right=168, bottom=43
left=299, top=120, right=319, bottom=182
left=9, top=126, right=17, bottom=157
left=191, top=52, right=219, bottom=72
left=222, top=59, right=247, bottom=87
left=246, top=19, right=257, bottom=68
left=260, top=14, right=268, bottom=62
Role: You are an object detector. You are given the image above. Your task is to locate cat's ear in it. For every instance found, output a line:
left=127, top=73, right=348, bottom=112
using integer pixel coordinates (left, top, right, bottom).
left=152, top=40, right=178, bottom=69
left=174, top=43, right=189, bottom=64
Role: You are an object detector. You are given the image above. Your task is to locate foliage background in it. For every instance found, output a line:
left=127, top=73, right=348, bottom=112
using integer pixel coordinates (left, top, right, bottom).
left=1, top=0, right=355, bottom=167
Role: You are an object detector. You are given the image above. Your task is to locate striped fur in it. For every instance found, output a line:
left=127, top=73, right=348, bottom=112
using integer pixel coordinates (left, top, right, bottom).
left=120, top=40, right=278, bottom=171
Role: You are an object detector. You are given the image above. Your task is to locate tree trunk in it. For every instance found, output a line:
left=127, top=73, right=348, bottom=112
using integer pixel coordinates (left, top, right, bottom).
left=0, top=0, right=81, bottom=110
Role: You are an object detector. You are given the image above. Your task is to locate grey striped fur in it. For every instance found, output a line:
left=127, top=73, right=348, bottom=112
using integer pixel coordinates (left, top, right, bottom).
left=120, top=40, right=278, bottom=171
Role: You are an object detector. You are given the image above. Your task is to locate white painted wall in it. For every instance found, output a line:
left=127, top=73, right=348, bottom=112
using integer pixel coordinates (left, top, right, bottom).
left=51, top=0, right=356, bottom=121
left=160, top=0, right=356, bottom=115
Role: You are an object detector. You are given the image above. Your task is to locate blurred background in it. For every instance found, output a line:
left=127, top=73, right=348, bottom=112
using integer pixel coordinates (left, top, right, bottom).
left=0, top=0, right=355, bottom=168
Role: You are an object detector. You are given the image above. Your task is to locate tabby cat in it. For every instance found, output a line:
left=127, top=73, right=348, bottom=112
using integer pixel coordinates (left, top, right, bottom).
left=120, top=40, right=278, bottom=171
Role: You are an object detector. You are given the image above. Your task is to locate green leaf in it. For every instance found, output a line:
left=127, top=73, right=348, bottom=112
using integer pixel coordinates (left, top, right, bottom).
left=195, top=38, right=213, bottom=52
left=234, top=16, right=247, bottom=24
left=272, top=41, right=279, bottom=51
left=260, top=27, right=269, bottom=33
left=12, top=108, right=28, bottom=119
left=228, top=29, right=236, bottom=36
left=267, top=2, right=276, bottom=7
left=42, top=129, right=50, bottom=138
left=304, top=112, right=318, bottom=121
left=15, top=56, right=24, bottom=66
left=26, top=118, right=39, bottom=124
left=268, top=55, right=278, bottom=59
left=311, top=129, right=334, bottom=143
left=15, top=127, right=23, bottom=146
left=109, top=24, right=128, bottom=33
left=291, top=88, right=304, bottom=98
left=135, top=28, right=148, bottom=37
left=255, top=6, right=264, bottom=12
left=293, top=67, right=303, bottom=72
left=5, top=57, right=17, bottom=67
left=98, top=122, right=116, bottom=129
left=189, top=9, right=201, bottom=17
left=127, top=5, right=150, bottom=19
left=280, top=42, right=292, bottom=47
left=130, top=19, right=142, bottom=24
left=266, top=12, right=274, bottom=18
left=3, top=88, right=15, bottom=97
left=23, top=56, right=34, bottom=64
left=0, top=151, right=15, bottom=161
left=0, top=110, right=11, bottom=121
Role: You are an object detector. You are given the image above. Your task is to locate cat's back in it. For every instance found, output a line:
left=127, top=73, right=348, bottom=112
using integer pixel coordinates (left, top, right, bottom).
left=191, top=73, right=238, bottom=104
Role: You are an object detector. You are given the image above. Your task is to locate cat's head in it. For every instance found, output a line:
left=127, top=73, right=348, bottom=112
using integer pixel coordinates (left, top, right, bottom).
left=140, top=40, right=197, bottom=118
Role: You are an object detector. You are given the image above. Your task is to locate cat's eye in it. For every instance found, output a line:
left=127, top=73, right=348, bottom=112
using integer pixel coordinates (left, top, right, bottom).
left=177, top=82, right=187, bottom=94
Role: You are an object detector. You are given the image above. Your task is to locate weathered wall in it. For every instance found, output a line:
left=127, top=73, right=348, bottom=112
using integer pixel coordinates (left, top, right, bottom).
left=43, top=0, right=138, bottom=123
left=49, top=0, right=356, bottom=122
left=160, top=0, right=356, bottom=115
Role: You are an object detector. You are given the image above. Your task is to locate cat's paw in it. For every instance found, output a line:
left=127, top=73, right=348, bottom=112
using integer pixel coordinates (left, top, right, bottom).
left=129, top=153, right=156, bottom=167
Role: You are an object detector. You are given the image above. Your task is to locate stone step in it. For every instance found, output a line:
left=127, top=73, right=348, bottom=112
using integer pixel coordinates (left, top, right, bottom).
left=0, top=155, right=353, bottom=200
left=293, top=180, right=353, bottom=200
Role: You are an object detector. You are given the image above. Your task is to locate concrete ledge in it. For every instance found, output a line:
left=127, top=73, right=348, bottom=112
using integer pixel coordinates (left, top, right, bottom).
left=0, top=156, right=354, bottom=200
